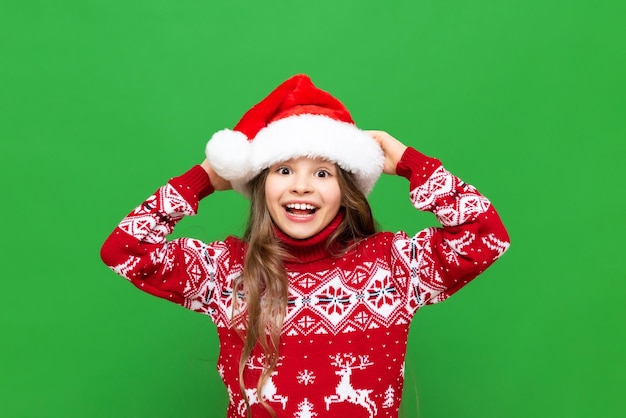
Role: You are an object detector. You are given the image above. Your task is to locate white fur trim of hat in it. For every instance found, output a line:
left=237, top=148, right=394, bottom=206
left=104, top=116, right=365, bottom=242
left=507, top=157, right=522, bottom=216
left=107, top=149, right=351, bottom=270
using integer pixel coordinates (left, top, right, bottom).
left=206, top=74, right=384, bottom=196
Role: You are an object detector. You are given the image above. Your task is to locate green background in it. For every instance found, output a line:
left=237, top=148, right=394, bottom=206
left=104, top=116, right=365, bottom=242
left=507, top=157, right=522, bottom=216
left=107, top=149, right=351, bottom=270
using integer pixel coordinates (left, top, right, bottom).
left=2, top=0, right=624, bottom=417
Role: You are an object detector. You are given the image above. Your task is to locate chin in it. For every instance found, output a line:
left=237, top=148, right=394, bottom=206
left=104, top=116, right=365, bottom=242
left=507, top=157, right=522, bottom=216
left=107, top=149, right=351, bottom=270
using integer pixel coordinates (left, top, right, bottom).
left=280, top=226, right=321, bottom=240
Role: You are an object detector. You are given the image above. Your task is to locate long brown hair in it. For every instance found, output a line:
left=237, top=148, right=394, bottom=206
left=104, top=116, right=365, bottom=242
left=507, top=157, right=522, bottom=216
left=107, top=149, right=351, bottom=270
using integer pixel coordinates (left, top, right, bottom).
left=232, top=164, right=376, bottom=417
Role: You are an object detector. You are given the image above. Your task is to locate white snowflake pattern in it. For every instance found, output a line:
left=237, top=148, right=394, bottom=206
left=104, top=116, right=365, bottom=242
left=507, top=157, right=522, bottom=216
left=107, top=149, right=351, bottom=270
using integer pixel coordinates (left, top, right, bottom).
left=226, top=386, right=235, bottom=406
left=217, top=364, right=225, bottom=379
left=296, top=369, right=316, bottom=386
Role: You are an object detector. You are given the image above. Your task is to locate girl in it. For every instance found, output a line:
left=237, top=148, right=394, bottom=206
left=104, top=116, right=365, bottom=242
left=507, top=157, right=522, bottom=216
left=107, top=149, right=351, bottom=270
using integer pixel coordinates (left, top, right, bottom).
left=101, top=74, right=510, bottom=418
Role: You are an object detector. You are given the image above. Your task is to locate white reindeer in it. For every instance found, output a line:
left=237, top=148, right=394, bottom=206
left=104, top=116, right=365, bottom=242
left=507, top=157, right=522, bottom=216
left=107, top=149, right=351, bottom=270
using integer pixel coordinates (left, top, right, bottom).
left=237, top=355, right=288, bottom=416
left=324, top=354, right=378, bottom=417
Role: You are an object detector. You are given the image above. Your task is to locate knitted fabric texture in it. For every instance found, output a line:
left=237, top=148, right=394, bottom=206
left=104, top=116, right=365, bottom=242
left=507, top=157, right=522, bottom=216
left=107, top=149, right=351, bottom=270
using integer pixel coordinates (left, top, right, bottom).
left=101, top=148, right=510, bottom=417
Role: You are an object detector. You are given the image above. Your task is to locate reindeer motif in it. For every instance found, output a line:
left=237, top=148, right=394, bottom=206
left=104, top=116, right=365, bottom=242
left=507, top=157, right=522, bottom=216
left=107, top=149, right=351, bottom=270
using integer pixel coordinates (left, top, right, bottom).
left=324, top=354, right=378, bottom=417
left=237, top=355, right=288, bottom=416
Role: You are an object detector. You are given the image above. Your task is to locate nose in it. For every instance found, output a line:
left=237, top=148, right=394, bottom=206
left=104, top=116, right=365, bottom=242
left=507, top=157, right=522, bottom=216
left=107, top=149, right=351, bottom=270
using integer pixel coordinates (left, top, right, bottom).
left=290, top=173, right=313, bottom=194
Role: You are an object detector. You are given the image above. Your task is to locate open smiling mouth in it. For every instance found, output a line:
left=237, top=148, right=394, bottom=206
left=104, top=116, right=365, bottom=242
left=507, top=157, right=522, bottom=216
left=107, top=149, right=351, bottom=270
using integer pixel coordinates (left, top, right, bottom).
left=285, top=203, right=318, bottom=215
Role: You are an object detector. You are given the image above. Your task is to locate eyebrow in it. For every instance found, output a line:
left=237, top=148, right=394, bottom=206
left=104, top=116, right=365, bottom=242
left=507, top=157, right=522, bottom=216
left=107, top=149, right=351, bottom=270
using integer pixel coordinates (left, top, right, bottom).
left=270, top=159, right=338, bottom=172
left=317, top=164, right=336, bottom=171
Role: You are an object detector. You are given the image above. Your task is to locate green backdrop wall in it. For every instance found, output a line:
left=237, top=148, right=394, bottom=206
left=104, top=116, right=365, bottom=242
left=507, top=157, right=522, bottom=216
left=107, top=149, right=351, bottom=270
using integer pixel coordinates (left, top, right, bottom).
left=2, top=1, right=624, bottom=417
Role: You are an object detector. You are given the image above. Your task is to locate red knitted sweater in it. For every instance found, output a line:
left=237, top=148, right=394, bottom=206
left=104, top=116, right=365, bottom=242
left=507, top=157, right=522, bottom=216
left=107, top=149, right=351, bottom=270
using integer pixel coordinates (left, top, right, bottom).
left=101, top=148, right=510, bottom=417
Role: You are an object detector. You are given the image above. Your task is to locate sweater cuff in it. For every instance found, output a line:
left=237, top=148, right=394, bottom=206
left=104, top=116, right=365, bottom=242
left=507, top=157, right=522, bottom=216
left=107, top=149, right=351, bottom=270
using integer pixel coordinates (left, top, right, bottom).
left=396, top=147, right=442, bottom=185
left=169, top=165, right=214, bottom=204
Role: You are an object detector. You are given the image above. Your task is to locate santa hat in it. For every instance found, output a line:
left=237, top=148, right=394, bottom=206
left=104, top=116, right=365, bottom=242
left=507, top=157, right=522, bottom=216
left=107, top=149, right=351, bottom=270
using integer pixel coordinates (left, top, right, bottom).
left=206, top=74, right=384, bottom=196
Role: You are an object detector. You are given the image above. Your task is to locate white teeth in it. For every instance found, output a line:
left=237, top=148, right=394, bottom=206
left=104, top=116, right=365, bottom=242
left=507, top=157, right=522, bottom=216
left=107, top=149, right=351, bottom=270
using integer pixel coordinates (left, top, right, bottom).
left=286, top=203, right=316, bottom=210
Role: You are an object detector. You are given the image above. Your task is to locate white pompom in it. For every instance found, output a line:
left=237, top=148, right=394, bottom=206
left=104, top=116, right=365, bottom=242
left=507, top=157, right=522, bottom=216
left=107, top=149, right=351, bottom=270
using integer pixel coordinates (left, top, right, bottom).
left=205, top=129, right=252, bottom=180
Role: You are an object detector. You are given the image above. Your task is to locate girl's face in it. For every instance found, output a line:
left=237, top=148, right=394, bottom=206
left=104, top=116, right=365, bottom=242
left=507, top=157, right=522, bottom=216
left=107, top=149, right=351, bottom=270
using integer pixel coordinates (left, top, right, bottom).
left=265, top=157, right=342, bottom=240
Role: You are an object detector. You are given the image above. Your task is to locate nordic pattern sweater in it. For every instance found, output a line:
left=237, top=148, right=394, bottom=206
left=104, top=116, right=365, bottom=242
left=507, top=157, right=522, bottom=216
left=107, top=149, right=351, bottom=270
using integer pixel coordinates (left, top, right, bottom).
left=101, top=147, right=510, bottom=417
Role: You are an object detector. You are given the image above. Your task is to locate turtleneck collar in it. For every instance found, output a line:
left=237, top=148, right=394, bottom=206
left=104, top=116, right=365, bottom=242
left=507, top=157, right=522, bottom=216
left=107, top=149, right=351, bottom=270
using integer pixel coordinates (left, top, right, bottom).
left=273, top=210, right=345, bottom=264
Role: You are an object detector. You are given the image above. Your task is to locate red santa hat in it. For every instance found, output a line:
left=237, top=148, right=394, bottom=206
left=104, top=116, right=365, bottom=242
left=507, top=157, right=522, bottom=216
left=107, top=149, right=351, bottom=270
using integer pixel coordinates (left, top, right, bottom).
left=206, top=74, right=384, bottom=196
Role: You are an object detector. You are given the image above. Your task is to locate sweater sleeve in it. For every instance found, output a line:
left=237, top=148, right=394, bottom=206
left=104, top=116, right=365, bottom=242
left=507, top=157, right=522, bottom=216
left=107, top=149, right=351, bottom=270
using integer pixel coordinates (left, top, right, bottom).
left=390, top=147, right=510, bottom=312
left=100, top=165, right=235, bottom=318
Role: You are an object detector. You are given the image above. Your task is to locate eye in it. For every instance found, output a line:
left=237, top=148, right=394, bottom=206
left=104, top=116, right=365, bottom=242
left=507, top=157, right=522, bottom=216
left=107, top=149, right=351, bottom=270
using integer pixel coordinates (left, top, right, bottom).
left=315, top=169, right=331, bottom=178
left=276, top=166, right=292, bottom=175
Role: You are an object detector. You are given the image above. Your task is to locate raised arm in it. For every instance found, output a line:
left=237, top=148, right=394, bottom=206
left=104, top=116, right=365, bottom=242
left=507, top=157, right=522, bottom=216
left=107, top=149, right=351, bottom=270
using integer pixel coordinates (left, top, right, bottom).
left=100, top=164, right=235, bottom=315
left=368, top=131, right=510, bottom=311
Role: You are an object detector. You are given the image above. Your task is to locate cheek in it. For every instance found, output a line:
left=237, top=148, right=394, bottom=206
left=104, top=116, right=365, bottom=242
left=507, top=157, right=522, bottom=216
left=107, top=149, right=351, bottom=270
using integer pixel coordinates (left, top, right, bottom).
left=264, top=177, right=287, bottom=217
left=264, top=194, right=280, bottom=223
left=324, top=183, right=343, bottom=209
left=264, top=177, right=280, bottom=202
left=265, top=190, right=279, bottom=213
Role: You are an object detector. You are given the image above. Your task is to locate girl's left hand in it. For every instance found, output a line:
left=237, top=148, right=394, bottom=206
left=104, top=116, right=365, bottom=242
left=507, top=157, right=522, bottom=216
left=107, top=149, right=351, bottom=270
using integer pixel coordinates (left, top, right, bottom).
left=366, top=130, right=408, bottom=175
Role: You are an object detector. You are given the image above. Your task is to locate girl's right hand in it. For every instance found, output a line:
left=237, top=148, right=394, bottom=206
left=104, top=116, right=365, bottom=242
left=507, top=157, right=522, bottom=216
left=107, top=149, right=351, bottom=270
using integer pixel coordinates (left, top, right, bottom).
left=201, top=159, right=232, bottom=191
